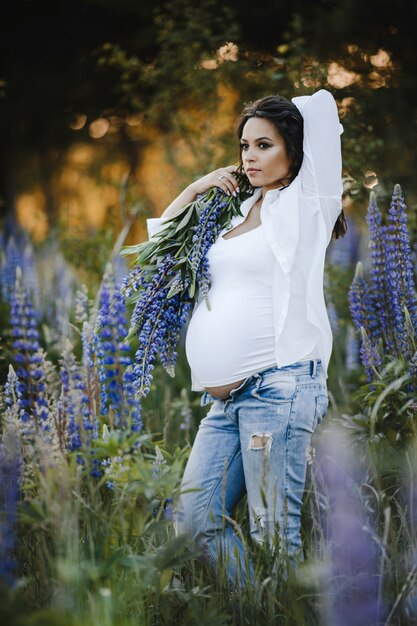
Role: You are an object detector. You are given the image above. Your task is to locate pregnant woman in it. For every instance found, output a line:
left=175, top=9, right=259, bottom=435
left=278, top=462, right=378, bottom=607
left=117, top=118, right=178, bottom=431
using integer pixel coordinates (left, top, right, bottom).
left=146, top=89, right=345, bottom=588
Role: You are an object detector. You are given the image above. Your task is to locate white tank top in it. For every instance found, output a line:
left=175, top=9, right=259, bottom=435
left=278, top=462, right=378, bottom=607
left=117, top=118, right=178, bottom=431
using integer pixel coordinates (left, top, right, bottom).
left=185, top=223, right=278, bottom=386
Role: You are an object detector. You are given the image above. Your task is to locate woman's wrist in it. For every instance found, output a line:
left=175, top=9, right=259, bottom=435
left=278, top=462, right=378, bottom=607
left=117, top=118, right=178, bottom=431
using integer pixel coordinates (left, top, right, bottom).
left=160, top=184, right=198, bottom=219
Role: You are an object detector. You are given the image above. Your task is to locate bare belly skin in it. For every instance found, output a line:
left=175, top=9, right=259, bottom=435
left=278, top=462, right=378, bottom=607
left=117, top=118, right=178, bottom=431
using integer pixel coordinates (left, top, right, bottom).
left=203, top=201, right=263, bottom=401
left=204, top=379, right=246, bottom=400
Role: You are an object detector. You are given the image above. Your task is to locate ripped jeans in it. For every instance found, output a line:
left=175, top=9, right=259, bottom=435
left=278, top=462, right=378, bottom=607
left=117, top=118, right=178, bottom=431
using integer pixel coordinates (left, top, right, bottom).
left=173, top=359, right=329, bottom=588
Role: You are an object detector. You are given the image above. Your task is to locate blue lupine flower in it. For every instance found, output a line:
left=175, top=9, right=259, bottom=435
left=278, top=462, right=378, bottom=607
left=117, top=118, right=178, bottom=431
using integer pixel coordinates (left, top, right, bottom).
left=113, top=253, right=129, bottom=288
left=359, top=327, right=382, bottom=381
left=60, top=339, right=101, bottom=478
left=345, top=324, right=360, bottom=371
left=122, top=366, right=142, bottom=434
left=158, top=292, right=193, bottom=377
left=94, top=264, right=140, bottom=430
left=129, top=255, right=180, bottom=397
left=366, top=192, right=392, bottom=349
left=22, top=241, right=41, bottom=310
left=0, top=433, right=21, bottom=587
left=38, top=243, right=78, bottom=348
left=1, top=237, right=23, bottom=303
left=60, top=341, right=92, bottom=451
left=74, top=284, right=90, bottom=324
left=9, top=270, right=51, bottom=428
left=384, top=185, right=417, bottom=357
left=349, top=187, right=417, bottom=378
left=410, top=351, right=417, bottom=379
left=188, top=197, right=227, bottom=308
left=164, top=498, right=173, bottom=521
left=314, top=427, right=386, bottom=625
left=348, top=261, right=380, bottom=355
left=124, top=191, right=228, bottom=397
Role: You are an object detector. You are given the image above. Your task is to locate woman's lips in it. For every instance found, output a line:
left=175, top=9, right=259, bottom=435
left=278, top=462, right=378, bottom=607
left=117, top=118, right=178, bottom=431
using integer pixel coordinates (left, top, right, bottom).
left=247, top=169, right=260, bottom=174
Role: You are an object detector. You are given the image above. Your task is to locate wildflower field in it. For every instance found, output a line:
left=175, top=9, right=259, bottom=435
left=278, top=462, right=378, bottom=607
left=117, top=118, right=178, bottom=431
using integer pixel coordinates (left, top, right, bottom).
left=1, top=182, right=417, bottom=626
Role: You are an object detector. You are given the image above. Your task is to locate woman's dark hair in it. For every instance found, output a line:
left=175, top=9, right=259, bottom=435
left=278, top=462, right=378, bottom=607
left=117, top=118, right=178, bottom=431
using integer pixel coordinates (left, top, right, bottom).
left=235, top=95, right=347, bottom=239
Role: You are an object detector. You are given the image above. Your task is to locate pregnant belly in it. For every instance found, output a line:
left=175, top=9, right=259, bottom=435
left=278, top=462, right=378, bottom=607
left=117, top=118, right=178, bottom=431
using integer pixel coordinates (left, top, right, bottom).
left=203, top=379, right=247, bottom=400
left=185, top=287, right=275, bottom=398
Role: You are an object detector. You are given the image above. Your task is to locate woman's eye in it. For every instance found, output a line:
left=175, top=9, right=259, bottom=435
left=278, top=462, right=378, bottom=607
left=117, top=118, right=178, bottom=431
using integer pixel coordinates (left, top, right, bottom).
left=259, top=143, right=271, bottom=149
left=240, top=144, right=248, bottom=151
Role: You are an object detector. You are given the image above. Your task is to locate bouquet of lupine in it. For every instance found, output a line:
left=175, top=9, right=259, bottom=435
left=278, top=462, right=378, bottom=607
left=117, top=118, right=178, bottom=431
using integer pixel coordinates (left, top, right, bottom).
left=120, top=171, right=254, bottom=397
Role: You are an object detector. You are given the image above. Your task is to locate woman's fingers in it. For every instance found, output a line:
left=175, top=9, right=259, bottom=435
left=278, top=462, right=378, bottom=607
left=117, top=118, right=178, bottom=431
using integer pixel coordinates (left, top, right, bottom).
left=215, top=167, right=240, bottom=196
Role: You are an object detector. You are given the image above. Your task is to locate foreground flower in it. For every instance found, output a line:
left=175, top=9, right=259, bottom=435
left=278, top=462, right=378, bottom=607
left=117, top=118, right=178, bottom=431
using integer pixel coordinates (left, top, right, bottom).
left=313, top=426, right=386, bottom=625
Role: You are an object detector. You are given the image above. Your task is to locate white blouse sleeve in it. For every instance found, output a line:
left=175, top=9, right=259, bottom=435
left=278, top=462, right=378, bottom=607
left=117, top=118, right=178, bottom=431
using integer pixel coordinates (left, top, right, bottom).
left=291, top=89, right=343, bottom=200
left=146, top=217, right=171, bottom=241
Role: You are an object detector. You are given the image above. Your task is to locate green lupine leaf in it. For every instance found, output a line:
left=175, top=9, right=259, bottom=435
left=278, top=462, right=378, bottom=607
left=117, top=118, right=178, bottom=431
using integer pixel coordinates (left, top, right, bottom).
left=174, top=204, right=196, bottom=233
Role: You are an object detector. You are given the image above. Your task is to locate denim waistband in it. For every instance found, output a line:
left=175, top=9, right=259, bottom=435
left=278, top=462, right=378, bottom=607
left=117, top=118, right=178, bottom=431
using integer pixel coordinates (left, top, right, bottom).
left=200, top=358, right=322, bottom=406
left=258, top=359, right=322, bottom=378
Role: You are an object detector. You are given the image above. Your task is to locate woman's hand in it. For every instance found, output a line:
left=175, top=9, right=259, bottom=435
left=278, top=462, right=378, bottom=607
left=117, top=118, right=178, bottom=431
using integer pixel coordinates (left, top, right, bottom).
left=190, top=165, right=241, bottom=197
left=161, top=165, right=242, bottom=220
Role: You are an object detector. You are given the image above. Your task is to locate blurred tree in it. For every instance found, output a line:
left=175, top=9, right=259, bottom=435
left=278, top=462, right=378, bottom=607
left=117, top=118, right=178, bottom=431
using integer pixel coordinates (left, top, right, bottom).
left=0, top=0, right=416, bottom=229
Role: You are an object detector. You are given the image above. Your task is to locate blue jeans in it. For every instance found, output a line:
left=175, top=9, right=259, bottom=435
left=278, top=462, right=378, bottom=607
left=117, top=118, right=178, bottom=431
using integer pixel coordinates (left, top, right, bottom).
left=173, top=359, right=329, bottom=588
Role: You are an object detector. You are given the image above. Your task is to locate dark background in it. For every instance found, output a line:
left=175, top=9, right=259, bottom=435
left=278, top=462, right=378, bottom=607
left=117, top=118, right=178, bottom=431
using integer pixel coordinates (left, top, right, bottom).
left=1, top=0, right=416, bottom=231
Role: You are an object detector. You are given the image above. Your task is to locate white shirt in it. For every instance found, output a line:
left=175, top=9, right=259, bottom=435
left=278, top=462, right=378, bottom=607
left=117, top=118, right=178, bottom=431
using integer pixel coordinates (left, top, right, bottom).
left=147, top=89, right=343, bottom=391
left=184, top=221, right=278, bottom=386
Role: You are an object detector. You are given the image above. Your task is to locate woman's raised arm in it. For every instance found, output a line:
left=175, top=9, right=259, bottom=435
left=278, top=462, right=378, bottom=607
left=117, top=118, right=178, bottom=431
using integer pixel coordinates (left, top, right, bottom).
left=291, top=89, right=343, bottom=199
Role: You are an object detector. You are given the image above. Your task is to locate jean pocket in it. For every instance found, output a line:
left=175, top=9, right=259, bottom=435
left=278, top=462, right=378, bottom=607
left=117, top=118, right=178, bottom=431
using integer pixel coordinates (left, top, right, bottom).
left=314, top=393, right=329, bottom=426
left=250, top=374, right=296, bottom=405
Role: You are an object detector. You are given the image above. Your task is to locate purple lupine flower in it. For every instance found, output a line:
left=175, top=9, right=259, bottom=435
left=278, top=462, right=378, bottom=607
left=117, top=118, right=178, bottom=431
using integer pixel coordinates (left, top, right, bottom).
left=8, top=270, right=51, bottom=429
left=60, top=340, right=101, bottom=478
left=113, top=253, right=129, bottom=288
left=349, top=262, right=379, bottom=342
left=123, top=190, right=233, bottom=397
left=188, top=196, right=227, bottom=307
left=348, top=262, right=381, bottom=378
left=158, top=291, right=193, bottom=377
left=359, top=327, right=382, bottom=380
left=122, top=366, right=142, bottom=434
left=94, top=264, right=139, bottom=428
left=38, top=244, right=78, bottom=347
left=345, top=323, right=360, bottom=371
left=366, top=192, right=393, bottom=350
left=410, top=351, right=417, bottom=379
left=74, top=284, right=90, bottom=324
left=1, top=237, right=23, bottom=303
left=129, top=255, right=179, bottom=396
left=0, top=432, right=21, bottom=587
left=384, top=185, right=417, bottom=357
left=313, top=427, right=386, bottom=625
left=400, top=441, right=417, bottom=617
left=60, top=342, right=87, bottom=452
left=22, top=241, right=40, bottom=310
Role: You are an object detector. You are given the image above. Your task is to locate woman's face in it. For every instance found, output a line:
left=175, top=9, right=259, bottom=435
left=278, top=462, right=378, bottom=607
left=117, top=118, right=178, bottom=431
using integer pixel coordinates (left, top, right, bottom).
left=240, top=117, right=292, bottom=192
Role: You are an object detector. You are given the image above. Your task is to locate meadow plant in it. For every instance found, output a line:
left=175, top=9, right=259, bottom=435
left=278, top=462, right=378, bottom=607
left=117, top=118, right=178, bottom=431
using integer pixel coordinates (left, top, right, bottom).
left=349, top=185, right=417, bottom=379
left=312, top=426, right=386, bottom=625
